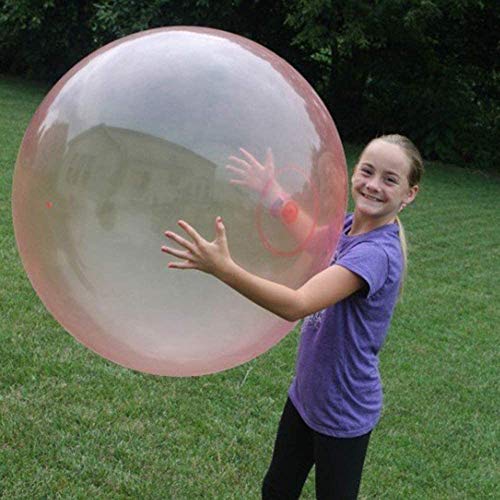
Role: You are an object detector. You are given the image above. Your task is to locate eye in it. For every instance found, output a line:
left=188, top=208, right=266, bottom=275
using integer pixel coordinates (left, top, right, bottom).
left=386, top=177, right=398, bottom=184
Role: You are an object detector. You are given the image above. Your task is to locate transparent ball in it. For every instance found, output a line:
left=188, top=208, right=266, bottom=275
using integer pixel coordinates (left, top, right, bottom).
left=12, top=27, right=347, bottom=376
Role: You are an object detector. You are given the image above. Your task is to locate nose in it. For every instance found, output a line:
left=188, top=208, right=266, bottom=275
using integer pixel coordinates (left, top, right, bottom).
left=365, top=177, right=381, bottom=192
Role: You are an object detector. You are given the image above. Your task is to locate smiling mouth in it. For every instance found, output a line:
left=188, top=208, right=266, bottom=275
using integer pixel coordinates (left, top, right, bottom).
left=361, top=192, right=383, bottom=202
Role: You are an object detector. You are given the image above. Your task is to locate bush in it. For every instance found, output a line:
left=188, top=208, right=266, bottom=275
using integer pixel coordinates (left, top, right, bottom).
left=0, top=0, right=96, bottom=80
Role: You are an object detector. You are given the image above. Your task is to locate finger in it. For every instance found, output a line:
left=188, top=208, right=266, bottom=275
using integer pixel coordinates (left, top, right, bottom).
left=227, top=156, right=252, bottom=171
left=225, top=165, right=247, bottom=177
left=265, top=147, right=275, bottom=169
left=214, top=216, right=225, bottom=237
left=164, top=231, right=197, bottom=254
left=239, top=148, right=263, bottom=170
left=168, top=261, right=199, bottom=270
left=161, top=245, right=193, bottom=260
left=177, top=220, right=204, bottom=246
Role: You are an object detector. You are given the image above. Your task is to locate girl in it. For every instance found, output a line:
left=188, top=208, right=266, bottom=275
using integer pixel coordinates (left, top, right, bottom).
left=161, top=134, right=423, bottom=499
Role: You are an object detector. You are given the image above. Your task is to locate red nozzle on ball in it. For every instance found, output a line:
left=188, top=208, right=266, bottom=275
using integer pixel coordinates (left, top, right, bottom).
left=281, top=200, right=299, bottom=224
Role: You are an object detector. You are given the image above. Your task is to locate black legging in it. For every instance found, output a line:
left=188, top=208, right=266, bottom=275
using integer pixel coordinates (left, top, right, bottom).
left=262, top=398, right=371, bottom=499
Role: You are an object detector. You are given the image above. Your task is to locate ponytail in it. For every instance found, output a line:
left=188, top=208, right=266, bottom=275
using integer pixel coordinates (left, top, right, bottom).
left=395, top=216, right=407, bottom=299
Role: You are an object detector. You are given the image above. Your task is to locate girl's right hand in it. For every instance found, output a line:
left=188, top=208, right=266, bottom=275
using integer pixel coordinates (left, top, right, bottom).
left=162, top=217, right=233, bottom=278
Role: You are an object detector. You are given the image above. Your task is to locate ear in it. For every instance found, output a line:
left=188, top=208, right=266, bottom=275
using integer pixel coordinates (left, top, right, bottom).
left=404, top=184, right=419, bottom=205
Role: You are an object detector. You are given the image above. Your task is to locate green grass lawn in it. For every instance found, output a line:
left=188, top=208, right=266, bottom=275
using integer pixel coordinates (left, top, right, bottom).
left=1, top=76, right=499, bottom=499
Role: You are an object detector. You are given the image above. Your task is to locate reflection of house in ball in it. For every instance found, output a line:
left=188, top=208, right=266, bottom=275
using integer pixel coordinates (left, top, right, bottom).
left=61, top=124, right=245, bottom=231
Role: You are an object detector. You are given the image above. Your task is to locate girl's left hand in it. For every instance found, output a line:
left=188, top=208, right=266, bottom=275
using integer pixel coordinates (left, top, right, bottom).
left=226, top=147, right=277, bottom=195
left=161, top=217, right=233, bottom=277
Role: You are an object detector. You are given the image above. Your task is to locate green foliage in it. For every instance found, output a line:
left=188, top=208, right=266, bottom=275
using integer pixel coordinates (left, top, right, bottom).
left=0, top=0, right=96, bottom=80
left=0, top=0, right=497, bottom=170
left=90, top=0, right=236, bottom=46
left=285, top=0, right=500, bottom=170
left=89, top=0, right=298, bottom=67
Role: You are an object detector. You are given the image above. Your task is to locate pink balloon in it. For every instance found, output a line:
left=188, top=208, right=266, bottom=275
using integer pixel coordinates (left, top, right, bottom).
left=12, top=27, right=347, bottom=376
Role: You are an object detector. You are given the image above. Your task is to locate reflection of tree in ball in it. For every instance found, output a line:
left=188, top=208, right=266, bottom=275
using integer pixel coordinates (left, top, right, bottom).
left=12, top=27, right=347, bottom=376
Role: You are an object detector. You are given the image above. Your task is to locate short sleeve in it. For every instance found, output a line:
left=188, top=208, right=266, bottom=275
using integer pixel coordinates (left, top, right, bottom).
left=336, top=242, right=389, bottom=298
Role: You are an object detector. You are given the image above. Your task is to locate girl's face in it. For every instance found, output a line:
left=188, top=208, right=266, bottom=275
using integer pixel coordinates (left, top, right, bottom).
left=351, top=140, right=419, bottom=221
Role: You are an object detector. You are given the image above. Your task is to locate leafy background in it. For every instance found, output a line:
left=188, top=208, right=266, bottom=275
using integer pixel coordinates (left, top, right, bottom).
left=1, top=0, right=499, bottom=171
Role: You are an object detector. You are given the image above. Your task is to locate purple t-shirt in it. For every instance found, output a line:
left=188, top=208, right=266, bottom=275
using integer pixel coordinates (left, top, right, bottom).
left=288, top=213, right=403, bottom=437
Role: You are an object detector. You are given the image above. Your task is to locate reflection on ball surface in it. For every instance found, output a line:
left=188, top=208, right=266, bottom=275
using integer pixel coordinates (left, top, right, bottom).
left=12, top=27, right=347, bottom=376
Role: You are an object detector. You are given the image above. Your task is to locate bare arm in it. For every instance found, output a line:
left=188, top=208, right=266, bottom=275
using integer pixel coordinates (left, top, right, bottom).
left=162, top=218, right=364, bottom=322
left=217, top=260, right=363, bottom=322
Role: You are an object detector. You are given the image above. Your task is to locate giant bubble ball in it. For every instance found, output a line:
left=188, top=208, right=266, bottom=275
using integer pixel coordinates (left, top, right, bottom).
left=12, top=27, right=347, bottom=376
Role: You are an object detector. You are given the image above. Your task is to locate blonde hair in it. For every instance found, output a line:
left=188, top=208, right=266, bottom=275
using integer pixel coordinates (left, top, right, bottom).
left=368, top=134, right=424, bottom=297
